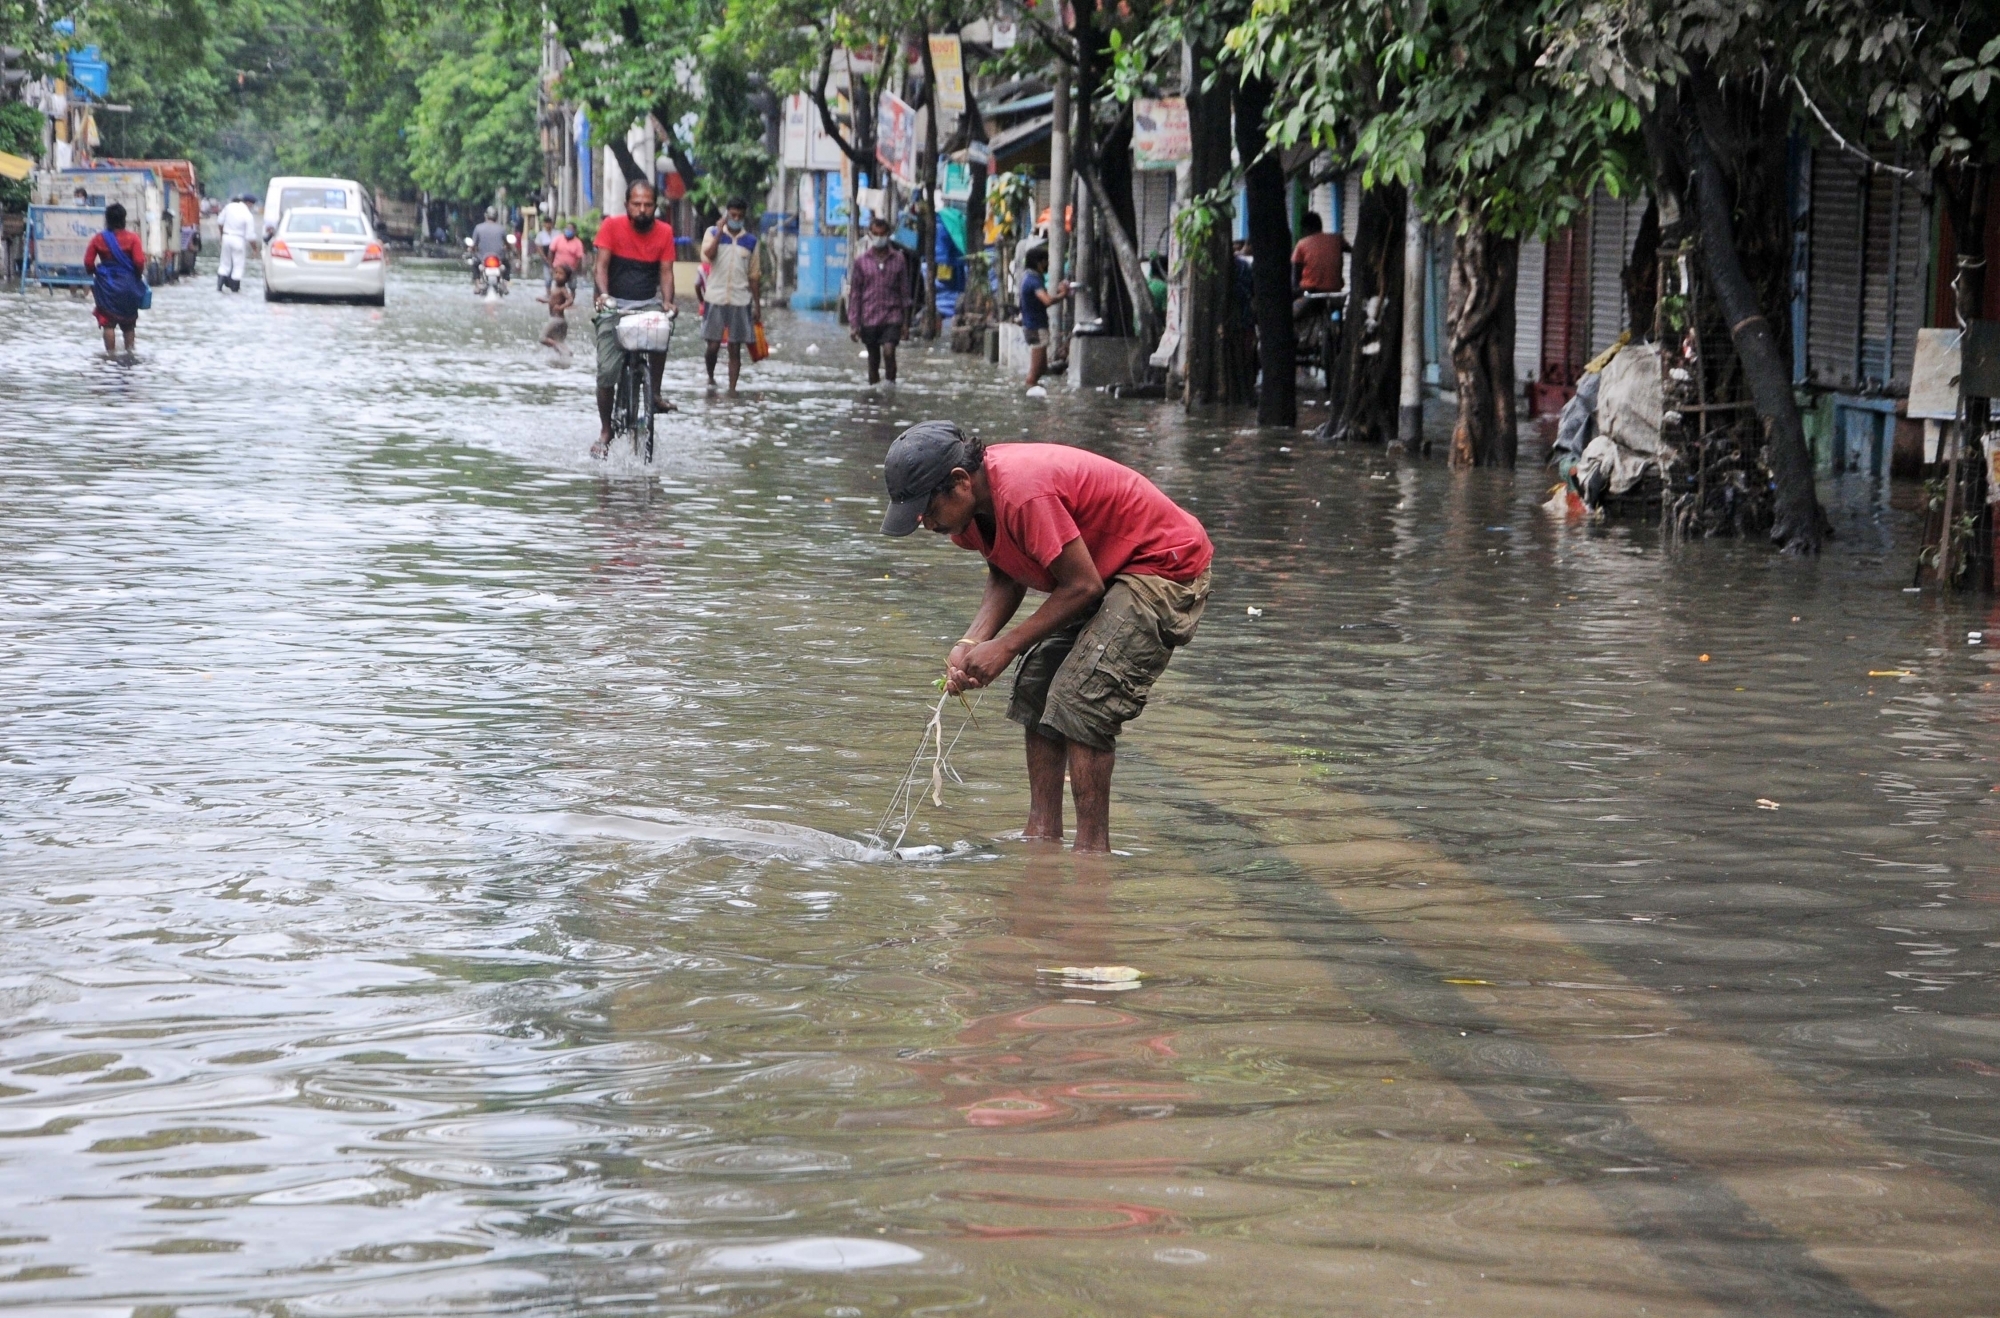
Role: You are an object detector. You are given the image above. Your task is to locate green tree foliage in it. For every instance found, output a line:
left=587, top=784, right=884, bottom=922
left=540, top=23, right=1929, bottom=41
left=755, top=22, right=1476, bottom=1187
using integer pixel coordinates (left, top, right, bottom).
left=1229, top=0, right=1636, bottom=241
left=406, top=17, right=541, bottom=203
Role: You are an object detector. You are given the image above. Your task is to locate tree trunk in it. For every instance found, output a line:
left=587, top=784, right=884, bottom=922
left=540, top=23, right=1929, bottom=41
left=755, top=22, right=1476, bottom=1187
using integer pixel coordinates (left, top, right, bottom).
left=1323, top=182, right=1405, bottom=443
left=1078, top=158, right=1160, bottom=348
left=1941, top=162, right=1991, bottom=324
left=963, top=82, right=988, bottom=283
left=1625, top=197, right=1660, bottom=339
left=607, top=135, right=646, bottom=185
left=918, top=34, right=941, bottom=339
left=1446, top=224, right=1519, bottom=467
left=1181, top=63, right=1251, bottom=406
left=1235, top=73, right=1297, bottom=427
left=1685, top=83, right=1825, bottom=553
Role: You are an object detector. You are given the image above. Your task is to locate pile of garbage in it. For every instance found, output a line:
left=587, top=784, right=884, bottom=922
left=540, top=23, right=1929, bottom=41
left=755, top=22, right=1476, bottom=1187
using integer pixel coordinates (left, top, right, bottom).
left=1545, top=335, right=1666, bottom=517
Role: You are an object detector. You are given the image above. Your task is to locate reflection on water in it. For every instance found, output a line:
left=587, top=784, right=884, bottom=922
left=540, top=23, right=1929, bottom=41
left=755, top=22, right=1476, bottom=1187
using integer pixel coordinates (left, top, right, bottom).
left=2, top=263, right=1997, bottom=1315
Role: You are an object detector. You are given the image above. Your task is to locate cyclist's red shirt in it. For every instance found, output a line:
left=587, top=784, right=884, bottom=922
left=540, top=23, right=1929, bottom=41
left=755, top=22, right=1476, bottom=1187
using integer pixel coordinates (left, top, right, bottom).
left=595, top=215, right=675, bottom=302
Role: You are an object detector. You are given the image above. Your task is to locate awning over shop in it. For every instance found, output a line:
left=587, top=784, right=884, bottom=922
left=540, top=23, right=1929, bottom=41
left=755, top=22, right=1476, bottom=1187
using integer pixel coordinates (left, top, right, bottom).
left=988, top=113, right=1052, bottom=174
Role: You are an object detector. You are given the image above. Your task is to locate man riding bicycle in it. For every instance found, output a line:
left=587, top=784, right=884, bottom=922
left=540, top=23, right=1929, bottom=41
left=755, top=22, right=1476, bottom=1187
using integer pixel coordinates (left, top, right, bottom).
left=592, top=181, right=678, bottom=457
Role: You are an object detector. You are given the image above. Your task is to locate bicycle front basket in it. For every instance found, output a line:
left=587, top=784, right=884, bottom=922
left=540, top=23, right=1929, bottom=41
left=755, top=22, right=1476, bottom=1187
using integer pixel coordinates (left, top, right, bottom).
left=615, top=310, right=674, bottom=352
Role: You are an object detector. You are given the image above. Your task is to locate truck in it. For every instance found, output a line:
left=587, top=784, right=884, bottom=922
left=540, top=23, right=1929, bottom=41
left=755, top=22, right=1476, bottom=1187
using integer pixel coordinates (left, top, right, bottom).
left=103, top=158, right=203, bottom=276
left=23, top=166, right=184, bottom=286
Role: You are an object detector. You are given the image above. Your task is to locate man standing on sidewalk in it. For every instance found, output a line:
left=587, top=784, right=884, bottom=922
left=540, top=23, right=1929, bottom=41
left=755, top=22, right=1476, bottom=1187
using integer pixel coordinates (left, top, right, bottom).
left=879, top=422, right=1213, bottom=853
left=847, top=214, right=911, bottom=385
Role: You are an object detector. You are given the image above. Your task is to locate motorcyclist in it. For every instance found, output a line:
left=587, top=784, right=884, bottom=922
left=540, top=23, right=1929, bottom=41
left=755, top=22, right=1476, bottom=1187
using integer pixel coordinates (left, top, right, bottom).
left=470, top=206, right=512, bottom=284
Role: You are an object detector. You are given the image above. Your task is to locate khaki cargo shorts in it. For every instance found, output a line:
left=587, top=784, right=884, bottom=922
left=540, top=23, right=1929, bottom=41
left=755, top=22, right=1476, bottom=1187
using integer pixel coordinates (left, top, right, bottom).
left=1007, top=569, right=1212, bottom=751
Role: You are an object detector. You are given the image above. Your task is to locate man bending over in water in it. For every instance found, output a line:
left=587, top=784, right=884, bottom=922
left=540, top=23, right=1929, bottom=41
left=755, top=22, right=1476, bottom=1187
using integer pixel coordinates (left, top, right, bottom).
left=880, top=422, right=1213, bottom=852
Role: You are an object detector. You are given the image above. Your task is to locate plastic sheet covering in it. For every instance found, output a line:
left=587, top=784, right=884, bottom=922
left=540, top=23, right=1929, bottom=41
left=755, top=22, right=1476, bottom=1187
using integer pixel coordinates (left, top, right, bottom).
left=1597, top=341, right=1664, bottom=456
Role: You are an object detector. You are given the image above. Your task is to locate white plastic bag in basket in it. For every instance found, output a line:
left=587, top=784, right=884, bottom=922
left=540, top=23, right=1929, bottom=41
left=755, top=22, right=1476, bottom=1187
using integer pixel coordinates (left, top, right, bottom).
left=615, top=310, right=674, bottom=353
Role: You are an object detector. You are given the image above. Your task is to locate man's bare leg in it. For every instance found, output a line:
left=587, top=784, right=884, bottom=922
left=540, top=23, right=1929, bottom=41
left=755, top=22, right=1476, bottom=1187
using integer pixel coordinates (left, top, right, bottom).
left=865, top=339, right=881, bottom=384
left=594, top=384, right=614, bottom=455
left=882, top=341, right=898, bottom=382
left=647, top=352, right=674, bottom=412
left=1026, top=344, right=1046, bottom=388
left=122, top=325, right=136, bottom=356
left=101, top=327, right=117, bottom=358
left=1024, top=727, right=1067, bottom=841
left=1067, top=742, right=1115, bottom=853
left=704, top=341, right=721, bottom=386
left=727, top=342, right=743, bottom=393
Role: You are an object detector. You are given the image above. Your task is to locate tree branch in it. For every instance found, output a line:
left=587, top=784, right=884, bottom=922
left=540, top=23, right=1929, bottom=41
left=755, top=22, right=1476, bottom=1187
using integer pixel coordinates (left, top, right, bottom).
left=1787, top=75, right=1925, bottom=186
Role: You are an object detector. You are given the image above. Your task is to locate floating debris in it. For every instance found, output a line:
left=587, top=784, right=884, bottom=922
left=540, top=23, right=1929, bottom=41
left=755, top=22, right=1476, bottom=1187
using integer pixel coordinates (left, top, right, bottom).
left=1038, top=965, right=1145, bottom=991
left=1756, top=799, right=1781, bottom=810
left=1867, top=669, right=1913, bottom=678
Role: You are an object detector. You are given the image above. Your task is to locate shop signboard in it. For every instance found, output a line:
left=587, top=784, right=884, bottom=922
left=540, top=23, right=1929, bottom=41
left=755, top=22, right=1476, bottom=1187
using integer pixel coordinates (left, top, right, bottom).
left=927, top=35, right=966, bottom=117
left=876, top=91, right=918, bottom=187
left=1132, top=96, right=1191, bottom=170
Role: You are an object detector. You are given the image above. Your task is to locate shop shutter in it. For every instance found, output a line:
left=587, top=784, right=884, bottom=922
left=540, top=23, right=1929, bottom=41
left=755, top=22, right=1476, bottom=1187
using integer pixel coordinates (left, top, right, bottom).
left=1806, top=151, right=1868, bottom=390
left=1540, top=224, right=1587, bottom=386
left=1514, top=237, right=1546, bottom=386
left=1133, top=170, right=1174, bottom=261
left=1860, top=166, right=1927, bottom=389
left=1587, top=190, right=1645, bottom=355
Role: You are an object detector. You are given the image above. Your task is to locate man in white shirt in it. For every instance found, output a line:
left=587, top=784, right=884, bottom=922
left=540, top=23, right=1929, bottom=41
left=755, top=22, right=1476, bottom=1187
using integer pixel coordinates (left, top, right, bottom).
left=534, top=216, right=556, bottom=290
left=698, top=197, right=761, bottom=393
left=217, top=194, right=257, bottom=293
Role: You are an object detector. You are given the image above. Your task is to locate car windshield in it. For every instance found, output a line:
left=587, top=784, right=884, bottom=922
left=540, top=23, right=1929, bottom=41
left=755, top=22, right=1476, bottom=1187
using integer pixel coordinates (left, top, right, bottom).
left=284, top=211, right=368, bottom=237
left=279, top=186, right=352, bottom=214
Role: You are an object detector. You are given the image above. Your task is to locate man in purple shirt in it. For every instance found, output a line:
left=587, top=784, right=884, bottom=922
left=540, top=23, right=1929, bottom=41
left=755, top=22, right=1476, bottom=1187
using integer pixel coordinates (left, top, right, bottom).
left=847, top=214, right=912, bottom=384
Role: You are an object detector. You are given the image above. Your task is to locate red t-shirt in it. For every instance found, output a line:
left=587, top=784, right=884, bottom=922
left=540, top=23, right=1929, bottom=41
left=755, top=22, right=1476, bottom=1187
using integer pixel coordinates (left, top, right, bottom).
left=1292, top=231, right=1343, bottom=292
left=951, top=444, right=1212, bottom=592
left=84, top=228, right=146, bottom=272
left=594, top=214, right=676, bottom=301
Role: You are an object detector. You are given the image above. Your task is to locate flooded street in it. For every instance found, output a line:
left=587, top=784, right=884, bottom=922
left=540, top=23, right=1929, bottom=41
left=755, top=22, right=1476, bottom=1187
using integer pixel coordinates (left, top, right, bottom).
left=5, top=261, right=2000, bottom=1316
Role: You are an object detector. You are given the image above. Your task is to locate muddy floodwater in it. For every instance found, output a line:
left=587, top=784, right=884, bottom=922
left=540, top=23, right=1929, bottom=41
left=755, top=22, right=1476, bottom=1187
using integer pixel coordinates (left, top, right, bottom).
left=3, top=262, right=1998, bottom=1317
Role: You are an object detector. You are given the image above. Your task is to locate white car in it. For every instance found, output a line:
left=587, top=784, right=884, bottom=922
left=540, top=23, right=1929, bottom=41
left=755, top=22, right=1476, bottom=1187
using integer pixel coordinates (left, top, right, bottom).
left=263, top=209, right=386, bottom=305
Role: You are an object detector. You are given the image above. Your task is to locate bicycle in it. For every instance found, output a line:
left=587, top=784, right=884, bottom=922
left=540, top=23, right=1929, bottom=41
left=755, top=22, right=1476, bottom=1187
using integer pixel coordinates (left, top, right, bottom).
left=609, top=307, right=677, bottom=462
left=1296, top=289, right=1347, bottom=413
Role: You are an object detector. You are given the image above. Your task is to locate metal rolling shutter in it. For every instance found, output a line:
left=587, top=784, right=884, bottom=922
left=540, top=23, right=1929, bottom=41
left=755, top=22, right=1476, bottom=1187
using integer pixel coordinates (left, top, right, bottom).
left=1540, top=223, right=1586, bottom=386
left=1133, top=170, right=1174, bottom=260
left=1514, top=237, right=1546, bottom=386
left=1860, top=166, right=1927, bottom=389
left=1806, top=151, right=1866, bottom=390
left=1588, top=190, right=1643, bottom=355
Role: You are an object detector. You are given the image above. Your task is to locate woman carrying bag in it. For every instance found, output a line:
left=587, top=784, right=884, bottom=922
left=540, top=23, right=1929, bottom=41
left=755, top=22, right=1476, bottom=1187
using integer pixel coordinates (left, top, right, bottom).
left=84, top=202, right=150, bottom=360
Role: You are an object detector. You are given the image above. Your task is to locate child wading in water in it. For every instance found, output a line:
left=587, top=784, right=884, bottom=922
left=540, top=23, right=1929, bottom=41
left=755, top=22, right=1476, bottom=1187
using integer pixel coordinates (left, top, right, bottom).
left=538, top=266, right=575, bottom=359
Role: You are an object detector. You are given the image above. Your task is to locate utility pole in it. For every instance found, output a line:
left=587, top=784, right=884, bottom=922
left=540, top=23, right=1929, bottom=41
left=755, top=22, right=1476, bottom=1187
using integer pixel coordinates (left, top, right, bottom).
left=1397, top=198, right=1426, bottom=447
left=1047, top=68, right=1071, bottom=358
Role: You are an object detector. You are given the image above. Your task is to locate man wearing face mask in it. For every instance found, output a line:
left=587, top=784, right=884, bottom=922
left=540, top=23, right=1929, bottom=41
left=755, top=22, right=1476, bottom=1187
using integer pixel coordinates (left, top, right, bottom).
left=699, top=197, right=761, bottom=393
left=847, top=213, right=911, bottom=385
left=590, top=181, right=678, bottom=456
left=549, top=222, right=585, bottom=288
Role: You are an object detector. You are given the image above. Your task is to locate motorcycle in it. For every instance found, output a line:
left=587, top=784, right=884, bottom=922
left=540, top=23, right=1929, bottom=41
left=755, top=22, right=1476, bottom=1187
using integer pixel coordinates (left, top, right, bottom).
left=465, top=236, right=512, bottom=299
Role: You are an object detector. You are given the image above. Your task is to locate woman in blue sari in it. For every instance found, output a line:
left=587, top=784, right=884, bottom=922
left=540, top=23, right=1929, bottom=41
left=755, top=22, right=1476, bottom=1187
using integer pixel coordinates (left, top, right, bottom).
left=83, top=202, right=148, bottom=359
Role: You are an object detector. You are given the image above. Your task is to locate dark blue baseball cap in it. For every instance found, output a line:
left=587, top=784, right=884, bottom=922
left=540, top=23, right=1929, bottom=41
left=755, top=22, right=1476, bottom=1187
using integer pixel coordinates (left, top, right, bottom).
left=881, top=420, right=971, bottom=536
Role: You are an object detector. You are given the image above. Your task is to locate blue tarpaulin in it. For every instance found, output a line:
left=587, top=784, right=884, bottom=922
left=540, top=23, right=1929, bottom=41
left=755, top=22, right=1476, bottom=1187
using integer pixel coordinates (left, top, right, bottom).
left=67, top=46, right=109, bottom=99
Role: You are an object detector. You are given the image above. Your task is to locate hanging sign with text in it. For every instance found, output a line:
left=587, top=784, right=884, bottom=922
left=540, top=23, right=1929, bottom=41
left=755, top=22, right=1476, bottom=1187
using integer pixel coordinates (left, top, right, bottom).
left=1132, top=96, right=1191, bottom=170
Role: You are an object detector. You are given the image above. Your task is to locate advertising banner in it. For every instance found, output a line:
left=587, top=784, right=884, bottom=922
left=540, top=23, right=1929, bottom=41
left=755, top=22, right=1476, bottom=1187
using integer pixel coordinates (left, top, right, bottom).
left=876, top=91, right=918, bottom=187
left=1132, top=97, right=1191, bottom=170
left=927, top=35, right=966, bottom=117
